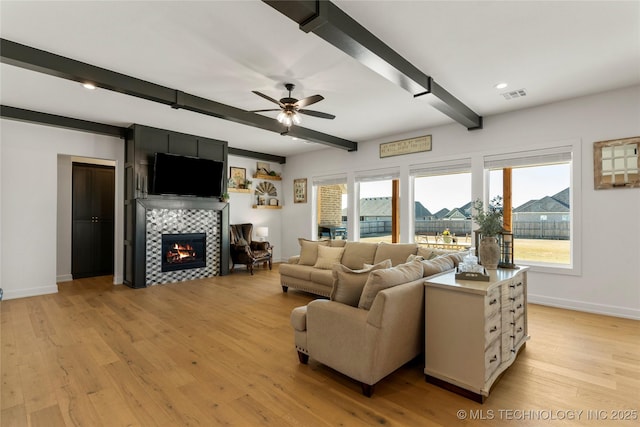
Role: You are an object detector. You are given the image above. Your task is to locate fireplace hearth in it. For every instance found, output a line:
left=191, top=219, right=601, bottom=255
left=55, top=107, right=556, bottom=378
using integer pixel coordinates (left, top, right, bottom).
left=161, top=233, right=206, bottom=272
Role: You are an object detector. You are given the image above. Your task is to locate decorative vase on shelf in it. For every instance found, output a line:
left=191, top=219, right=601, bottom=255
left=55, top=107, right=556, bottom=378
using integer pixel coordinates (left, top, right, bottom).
left=479, top=236, right=500, bottom=270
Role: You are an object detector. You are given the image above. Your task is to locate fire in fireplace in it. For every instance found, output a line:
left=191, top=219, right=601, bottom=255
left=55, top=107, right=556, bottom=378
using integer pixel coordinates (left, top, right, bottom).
left=161, top=233, right=206, bottom=272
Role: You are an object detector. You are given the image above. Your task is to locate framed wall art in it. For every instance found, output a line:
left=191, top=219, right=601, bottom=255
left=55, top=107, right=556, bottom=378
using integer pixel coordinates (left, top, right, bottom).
left=229, top=167, right=246, bottom=188
left=593, top=136, right=640, bottom=189
left=256, top=161, right=271, bottom=175
left=293, top=178, right=307, bottom=203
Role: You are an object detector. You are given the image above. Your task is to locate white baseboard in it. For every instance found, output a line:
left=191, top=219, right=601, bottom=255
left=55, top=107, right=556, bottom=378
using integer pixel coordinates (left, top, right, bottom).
left=56, top=274, right=73, bottom=283
left=113, top=274, right=123, bottom=285
left=528, top=293, right=640, bottom=320
left=3, top=285, right=58, bottom=300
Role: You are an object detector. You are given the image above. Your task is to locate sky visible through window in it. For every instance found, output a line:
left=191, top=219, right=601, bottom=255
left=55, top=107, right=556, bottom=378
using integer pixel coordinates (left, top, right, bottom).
left=355, top=164, right=570, bottom=212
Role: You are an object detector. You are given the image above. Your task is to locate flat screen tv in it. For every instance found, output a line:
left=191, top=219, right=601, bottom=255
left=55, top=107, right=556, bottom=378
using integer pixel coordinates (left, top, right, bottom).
left=152, top=152, right=223, bottom=198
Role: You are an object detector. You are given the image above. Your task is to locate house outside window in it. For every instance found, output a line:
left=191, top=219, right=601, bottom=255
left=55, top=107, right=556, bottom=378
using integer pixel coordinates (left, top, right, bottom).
left=410, top=159, right=472, bottom=245
left=486, top=145, right=577, bottom=272
left=412, top=172, right=472, bottom=244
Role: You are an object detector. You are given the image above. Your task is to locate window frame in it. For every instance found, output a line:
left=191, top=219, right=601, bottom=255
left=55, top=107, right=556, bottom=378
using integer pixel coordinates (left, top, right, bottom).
left=483, top=140, right=582, bottom=276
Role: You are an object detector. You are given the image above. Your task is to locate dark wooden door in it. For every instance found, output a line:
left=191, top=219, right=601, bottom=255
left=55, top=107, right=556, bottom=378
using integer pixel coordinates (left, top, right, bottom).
left=72, top=163, right=115, bottom=278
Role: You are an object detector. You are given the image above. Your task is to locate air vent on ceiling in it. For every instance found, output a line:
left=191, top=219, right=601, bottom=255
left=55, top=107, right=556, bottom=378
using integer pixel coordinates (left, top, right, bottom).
left=501, top=89, right=527, bottom=100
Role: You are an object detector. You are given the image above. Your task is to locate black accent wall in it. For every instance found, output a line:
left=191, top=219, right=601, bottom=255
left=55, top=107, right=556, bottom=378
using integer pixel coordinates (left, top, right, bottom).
left=124, top=124, right=230, bottom=288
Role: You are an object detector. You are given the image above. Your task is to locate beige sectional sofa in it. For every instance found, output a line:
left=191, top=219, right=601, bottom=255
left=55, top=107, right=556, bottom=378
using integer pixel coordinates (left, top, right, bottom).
left=279, top=239, right=465, bottom=297
left=285, top=239, right=468, bottom=396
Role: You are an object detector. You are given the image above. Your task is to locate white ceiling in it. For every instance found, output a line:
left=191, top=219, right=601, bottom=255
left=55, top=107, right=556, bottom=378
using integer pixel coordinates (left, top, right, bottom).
left=1, top=1, right=639, bottom=158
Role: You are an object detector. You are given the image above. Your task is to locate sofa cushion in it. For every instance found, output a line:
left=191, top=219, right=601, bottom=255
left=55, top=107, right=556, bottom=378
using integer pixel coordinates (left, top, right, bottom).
left=358, top=259, right=424, bottom=310
left=421, top=255, right=455, bottom=277
left=329, top=239, right=348, bottom=248
left=298, top=238, right=330, bottom=266
left=330, top=259, right=392, bottom=307
left=309, top=268, right=335, bottom=287
left=373, top=242, right=418, bottom=266
left=278, top=263, right=315, bottom=281
left=313, top=245, right=345, bottom=270
left=341, top=242, right=379, bottom=270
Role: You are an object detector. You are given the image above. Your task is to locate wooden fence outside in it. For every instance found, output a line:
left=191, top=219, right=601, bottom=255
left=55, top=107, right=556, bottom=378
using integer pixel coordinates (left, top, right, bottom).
left=356, top=219, right=570, bottom=240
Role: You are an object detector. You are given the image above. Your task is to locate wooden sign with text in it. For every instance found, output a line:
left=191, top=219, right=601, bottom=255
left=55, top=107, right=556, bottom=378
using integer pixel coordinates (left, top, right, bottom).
left=380, top=135, right=432, bottom=158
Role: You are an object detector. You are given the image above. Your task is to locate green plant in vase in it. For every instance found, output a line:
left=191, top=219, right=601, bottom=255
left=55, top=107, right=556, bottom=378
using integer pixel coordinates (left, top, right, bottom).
left=472, top=196, right=504, bottom=269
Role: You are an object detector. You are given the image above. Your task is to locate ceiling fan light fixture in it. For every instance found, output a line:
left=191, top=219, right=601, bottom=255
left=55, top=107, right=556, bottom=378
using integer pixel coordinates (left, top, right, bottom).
left=251, top=83, right=333, bottom=128
left=277, top=110, right=300, bottom=127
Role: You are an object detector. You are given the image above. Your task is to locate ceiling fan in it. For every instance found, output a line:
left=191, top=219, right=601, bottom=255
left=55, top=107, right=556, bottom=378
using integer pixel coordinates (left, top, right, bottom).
left=251, top=83, right=335, bottom=127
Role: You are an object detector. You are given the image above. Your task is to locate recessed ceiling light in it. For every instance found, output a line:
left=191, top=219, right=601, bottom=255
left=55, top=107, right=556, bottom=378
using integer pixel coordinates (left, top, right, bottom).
left=494, top=82, right=508, bottom=90
left=82, top=83, right=96, bottom=90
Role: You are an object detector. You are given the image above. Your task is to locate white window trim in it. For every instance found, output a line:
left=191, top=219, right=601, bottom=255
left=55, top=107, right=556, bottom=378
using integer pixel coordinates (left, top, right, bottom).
left=483, top=139, right=582, bottom=276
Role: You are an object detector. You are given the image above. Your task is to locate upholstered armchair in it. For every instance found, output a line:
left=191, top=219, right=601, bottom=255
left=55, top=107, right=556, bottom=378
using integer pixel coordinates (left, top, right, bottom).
left=290, top=276, right=425, bottom=396
left=229, top=223, right=272, bottom=274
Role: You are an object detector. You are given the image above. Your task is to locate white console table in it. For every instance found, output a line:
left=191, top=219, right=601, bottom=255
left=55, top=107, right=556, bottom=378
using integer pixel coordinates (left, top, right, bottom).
left=424, top=267, right=529, bottom=402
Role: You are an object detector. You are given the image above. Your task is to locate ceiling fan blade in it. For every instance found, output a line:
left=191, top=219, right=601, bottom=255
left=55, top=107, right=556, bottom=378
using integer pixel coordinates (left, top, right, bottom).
left=252, top=91, right=284, bottom=107
left=250, top=109, right=281, bottom=113
left=295, top=94, right=324, bottom=109
left=298, top=109, right=336, bottom=120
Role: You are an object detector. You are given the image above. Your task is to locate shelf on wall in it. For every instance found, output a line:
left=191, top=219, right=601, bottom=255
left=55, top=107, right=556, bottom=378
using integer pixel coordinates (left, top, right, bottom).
left=253, top=173, right=281, bottom=181
left=228, top=188, right=251, bottom=193
left=252, top=205, right=282, bottom=209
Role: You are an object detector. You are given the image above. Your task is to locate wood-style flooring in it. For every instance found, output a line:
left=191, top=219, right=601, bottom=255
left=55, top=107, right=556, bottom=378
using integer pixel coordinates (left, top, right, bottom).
left=1, top=265, right=639, bottom=426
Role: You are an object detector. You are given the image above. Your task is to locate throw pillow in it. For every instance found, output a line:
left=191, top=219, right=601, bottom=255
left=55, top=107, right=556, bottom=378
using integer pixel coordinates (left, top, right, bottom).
left=358, top=259, right=424, bottom=310
left=298, top=238, right=330, bottom=266
left=445, top=251, right=466, bottom=267
left=406, top=254, right=425, bottom=263
left=421, top=255, right=455, bottom=277
left=416, top=247, right=442, bottom=260
left=314, top=245, right=345, bottom=270
left=364, top=258, right=391, bottom=269
left=330, top=259, right=392, bottom=307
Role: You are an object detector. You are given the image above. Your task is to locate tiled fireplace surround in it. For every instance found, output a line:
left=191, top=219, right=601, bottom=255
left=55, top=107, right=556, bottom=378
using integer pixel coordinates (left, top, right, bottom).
left=128, top=197, right=230, bottom=288
left=145, top=207, right=220, bottom=285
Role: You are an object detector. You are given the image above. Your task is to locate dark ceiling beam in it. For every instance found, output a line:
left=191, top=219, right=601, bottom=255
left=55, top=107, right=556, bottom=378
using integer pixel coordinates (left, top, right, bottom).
left=0, top=105, right=287, bottom=164
left=0, top=38, right=357, bottom=151
left=263, top=0, right=483, bottom=130
left=0, top=105, right=127, bottom=138
left=228, top=147, right=286, bottom=164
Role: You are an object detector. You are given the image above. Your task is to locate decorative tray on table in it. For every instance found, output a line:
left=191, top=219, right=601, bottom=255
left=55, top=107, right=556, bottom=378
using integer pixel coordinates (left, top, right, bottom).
left=455, top=267, right=490, bottom=282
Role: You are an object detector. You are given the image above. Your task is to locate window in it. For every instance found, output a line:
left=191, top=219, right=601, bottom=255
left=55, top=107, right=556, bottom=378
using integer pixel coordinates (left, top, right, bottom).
left=486, top=146, right=575, bottom=270
left=357, top=179, right=394, bottom=243
left=314, top=175, right=347, bottom=240
left=411, top=159, right=472, bottom=246
left=413, top=173, right=472, bottom=245
left=355, top=168, right=399, bottom=243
